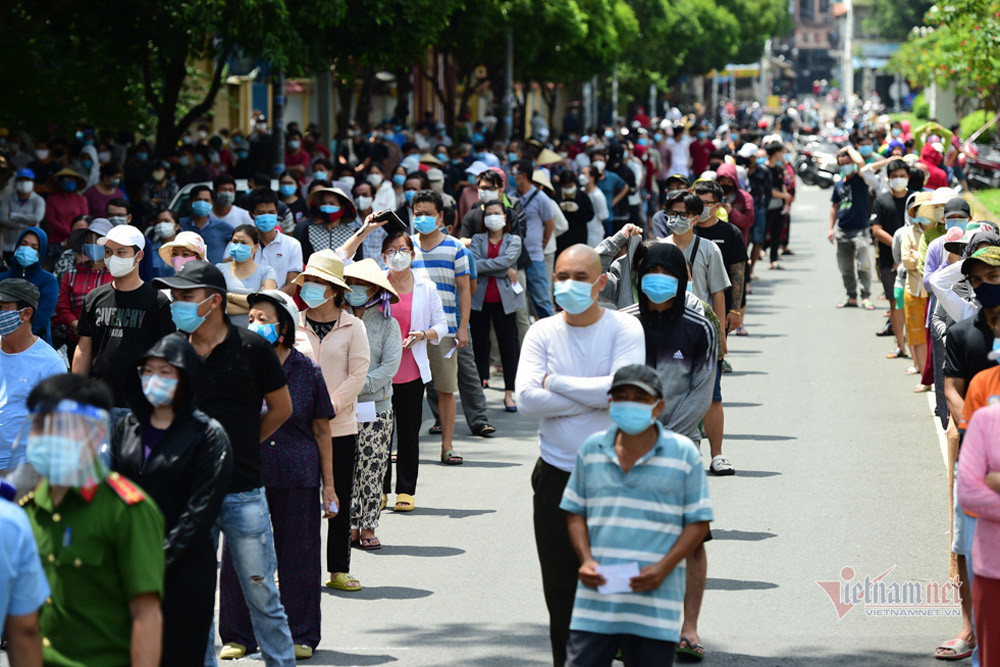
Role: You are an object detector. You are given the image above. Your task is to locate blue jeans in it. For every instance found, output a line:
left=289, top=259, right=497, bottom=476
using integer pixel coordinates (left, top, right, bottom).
left=524, top=259, right=553, bottom=319
left=205, top=488, right=294, bottom=667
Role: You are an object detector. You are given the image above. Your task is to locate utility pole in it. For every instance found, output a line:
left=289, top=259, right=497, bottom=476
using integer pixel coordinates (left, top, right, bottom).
left=611, top=65, right=619, bottom=127
left=271, top=70, right=285, bottom=176
left=842, top=0, right=854, bottom=107
left=759, top=39, right=770, bottom=101
left=502, top=26, right=514, bottom=140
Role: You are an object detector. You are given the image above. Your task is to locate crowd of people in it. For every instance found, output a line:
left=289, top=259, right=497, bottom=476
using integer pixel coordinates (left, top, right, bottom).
left=0, top=97, right=997, bottom=667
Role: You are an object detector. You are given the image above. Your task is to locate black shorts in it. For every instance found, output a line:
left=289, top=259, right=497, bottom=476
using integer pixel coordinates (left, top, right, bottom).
left=703, top=528, right=713, bottom=544
left=879, top=264, right=896, bottom=303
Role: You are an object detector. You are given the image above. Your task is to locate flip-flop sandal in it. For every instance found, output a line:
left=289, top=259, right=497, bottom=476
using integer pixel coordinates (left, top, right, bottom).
left=394, top=493, right=415, bottom=512
left=676, top=637, right=705, bottom=661
left=441, top=450, right=464, bottom=465
left=934, top=638, right=974, bottom=661
left=428, top=423, right=442, bottom=435
left=861, top=298, right=876, bottom=310
left=886, top=348, right=909, bottom=359
left=734, top=326, right=749, bottom=336
left=360, top=536, right=382, bottom=551
left=905, top=366, right=920, bottom=375
left=914, top=384, right=932, bottom=393
left=325, top=573, right=362, bottom=591
left=836, top=298, right=859, bottom=308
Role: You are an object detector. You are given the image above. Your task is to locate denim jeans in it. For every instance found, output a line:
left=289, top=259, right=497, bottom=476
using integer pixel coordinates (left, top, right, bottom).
left=205, top=488, right=295, bottom=667
left=524, top=259, right=553, bottom=319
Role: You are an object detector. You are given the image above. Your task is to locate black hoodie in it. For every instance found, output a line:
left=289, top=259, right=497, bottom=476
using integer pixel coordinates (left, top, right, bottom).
left=111, top=333, right=232, bottom=568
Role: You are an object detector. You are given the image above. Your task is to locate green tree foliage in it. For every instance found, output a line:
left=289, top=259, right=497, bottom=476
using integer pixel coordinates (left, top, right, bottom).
left=864, top=0, right=934, bottom=41
left=891, top=0, right=1000, bottom=114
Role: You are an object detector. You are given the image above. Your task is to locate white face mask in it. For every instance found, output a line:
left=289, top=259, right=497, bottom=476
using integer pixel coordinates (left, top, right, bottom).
left=592, top=160, right=606, bottom=172
left=108, top=216, right=128, bottom=226
left=386, top=251, right=412, bottom=272
left=562, top=186, right=577, bottom=198
left=367, top=174, right=383, bottom=187
left=578, top=174, right=590, bottom=186
left=484, top=214, right=506, bottom=231
left=15, top=181, right=33, bottom=194
left=479, top=188, right=498, bottom=202
left=355, top=196, right=373, bottom=211
left=106, top=255, right=137, bottom=278
left=35, top=149, right=49, bottom=161
left=341, top=176, right=356, bottom=188
left=155, top=221, right=176, bottom=239
left=98, top=151, right=112, bottom=163
left=890, top=177, right=908, bottom=192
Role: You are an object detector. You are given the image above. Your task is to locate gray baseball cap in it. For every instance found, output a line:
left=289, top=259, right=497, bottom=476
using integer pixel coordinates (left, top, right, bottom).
left=0, top=278, right=40, bottom=310
left=609, top=364, right=664, bottom=399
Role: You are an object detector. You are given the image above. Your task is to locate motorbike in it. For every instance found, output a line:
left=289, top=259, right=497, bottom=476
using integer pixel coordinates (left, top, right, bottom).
left=794, top=140, right=838, bottom=189
left=966, top=142, right=1000, bottom=190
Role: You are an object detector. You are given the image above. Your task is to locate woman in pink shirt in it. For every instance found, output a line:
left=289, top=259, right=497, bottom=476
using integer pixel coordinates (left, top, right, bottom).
left=957, top=402, right=1000, bottom=664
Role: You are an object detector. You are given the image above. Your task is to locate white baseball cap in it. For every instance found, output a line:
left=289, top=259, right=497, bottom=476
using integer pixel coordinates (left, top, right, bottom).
left=737, top=143, right=759, bottom=159
left=98, top=224, right=146, bottom=250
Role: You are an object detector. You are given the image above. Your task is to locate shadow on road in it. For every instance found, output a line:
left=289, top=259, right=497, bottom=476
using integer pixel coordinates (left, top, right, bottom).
left=706, top=577, right=779, bottom=591
left=305, top=650, right=398, bottom=665
left=724, top=434, right=796, bottom=441
left=727, top=370, right=769, bottom=377
left=712, top=529, right=778, bottom=542
left=403, top=507, right=498, bottom=519
left=723, top=402, right=763, bottom=408
left=364, top=544, right=466, bottom=557
left=731, top=469, right=782, bottom=478
left=321, top=585, right=435, bottom=601
left=706, top=648, right=935, bottom=666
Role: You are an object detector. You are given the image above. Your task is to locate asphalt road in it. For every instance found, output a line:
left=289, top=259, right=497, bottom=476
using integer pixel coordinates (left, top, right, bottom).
left=228, top=183, right=958, bottom=666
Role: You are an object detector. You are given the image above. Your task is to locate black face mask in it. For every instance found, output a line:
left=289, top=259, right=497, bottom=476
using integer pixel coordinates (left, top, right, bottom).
left=722, top=185, right=736, bottom=194
left=974, top=282, right=1000, bottom=309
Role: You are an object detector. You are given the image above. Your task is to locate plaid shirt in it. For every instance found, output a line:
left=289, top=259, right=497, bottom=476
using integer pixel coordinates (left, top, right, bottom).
left=56, top=262, right=112, bottom=330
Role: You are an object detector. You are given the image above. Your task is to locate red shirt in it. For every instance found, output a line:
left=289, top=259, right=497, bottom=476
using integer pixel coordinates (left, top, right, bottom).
left=45, top=192, right=89, bottom=245
left=285, top=149, right=311, bottom=182
left=391, top=290, right=422, bottom=384
left=56, top=262, right=112, bottom=340
left=690, top=140, right=714, bottom=175
left=484, top=240, right=502, bottom=303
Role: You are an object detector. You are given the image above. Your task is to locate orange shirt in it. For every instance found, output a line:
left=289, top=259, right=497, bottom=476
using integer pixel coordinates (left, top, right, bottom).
left=961, top=365, right=1000, bottom=430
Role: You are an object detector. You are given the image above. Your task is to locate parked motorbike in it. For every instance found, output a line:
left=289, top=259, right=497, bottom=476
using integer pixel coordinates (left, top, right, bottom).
left=794, top=141, right=838, bottom=189
left=966, top=142, right=1000, bottom=190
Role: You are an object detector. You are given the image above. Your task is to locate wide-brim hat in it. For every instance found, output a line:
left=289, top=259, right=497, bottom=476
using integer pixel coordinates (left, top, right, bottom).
left=306, top=186, right=354, bottom=210
left=158, top=231, right=207, bottom=265
left=51, top=167, right=87, bottom=190
left=535, top=148, right=563, bottom=167
left=292, top=249, right=349, bottom=289
left=531, top=169, right=554, bottom=196
left=343, top=258, right=399, bottom=303
left=419, top=153, right=443, bottom=167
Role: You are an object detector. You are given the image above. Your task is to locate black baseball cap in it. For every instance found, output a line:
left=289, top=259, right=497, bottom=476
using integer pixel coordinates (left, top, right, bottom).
left=152, top=260, right=227, bottom=294
left=609, top=364, right=664, bottom=399
left=0, top=278, right=40, bottom=310
left=665, top=174, right=690, bottom=188
left=944, top=198, right=971, bottom=217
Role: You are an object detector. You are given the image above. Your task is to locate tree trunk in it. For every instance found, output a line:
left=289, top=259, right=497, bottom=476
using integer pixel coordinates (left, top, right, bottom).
left=393, top=66, right=412, bottom=127
left=355, top=67, right=376, bottom=132
left=335, top=75, right=353, bottom=140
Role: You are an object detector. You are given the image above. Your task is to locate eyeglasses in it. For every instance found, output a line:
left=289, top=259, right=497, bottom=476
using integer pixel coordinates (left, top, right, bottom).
left=385, top=249, right=412, bottom=257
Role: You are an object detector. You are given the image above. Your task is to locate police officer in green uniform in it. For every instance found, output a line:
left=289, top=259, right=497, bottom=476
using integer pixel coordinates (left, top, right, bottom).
left=14, top=373, right=165, bottom=667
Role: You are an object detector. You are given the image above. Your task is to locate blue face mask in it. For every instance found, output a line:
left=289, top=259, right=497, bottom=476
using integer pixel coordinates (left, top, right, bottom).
left=141, top=374, right=178, bottom=407
left=14, top=245, right=39, bottom=267
left=191, top=200, right=212, bottom=217
left=554, top=278, right=597, bottom=315
left=507, top=152, right=518, bottom=163
left=404, top=190, right=416, bottom=204
left=179, top=156, right=191, bottom=167
left=81, top=159, right=94, bottom=171
left=135, top=151, right=148, bottom=161
left=237, top=150, right=249, bottom=160
left=255, top=213, right=278, bottom=233
left=697, top=131, right=707, bottom=140
left=83, top=138, right=95, bottom=146
left=27, top=435, right=89, bottom=487
left=731, top=132, right=739, bottom=141
left=413, top=214, right=438, bottom=234
left=288, top=140, right=301, bottom=151
left=60, top=179, right=78, bottom=192
left=312, top=171, right=328, bottom=182
left=169, top=296, right=212, bottom=333
left=318, top=204, right=340, bottom=215
left=279, top=184, right=297, bottom=197
left=840, top=164, right=856, bottom=177
left=300, top=282, right=331, bottom=309
left=0, top=308, right=26, bottom=336
left=993, top=339, right=1000, bottom=365
left=945, top=216, right=969, bottom=231
left=604, top=129, right=614, bottom=139
left=641, top=274, right=679, bottom=304
left=858, top=145, right=873, bottom=157
left=393, top=174, right=407, bottom=187
left=229, top=243, right=252, bottom=263
left=344, top=285, right=371, bottom=306
left=436, top=152, right=448, bottom=163
left=83, top=243, right=104, bottom=263
left=756, top=157, right=767, bottom=167
left=637, top=138, right=649, bottom=147
left=609, top=401, right=656, bottom=435
left=249, top=321, right=280, bottom=344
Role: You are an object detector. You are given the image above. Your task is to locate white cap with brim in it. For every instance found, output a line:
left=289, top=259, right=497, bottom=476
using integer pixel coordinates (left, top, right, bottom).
left=98, top=224, right=146, bottom=250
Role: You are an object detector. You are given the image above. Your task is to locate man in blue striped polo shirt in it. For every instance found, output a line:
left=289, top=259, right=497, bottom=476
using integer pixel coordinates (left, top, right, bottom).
left=560, top=364, right=713, bottom=666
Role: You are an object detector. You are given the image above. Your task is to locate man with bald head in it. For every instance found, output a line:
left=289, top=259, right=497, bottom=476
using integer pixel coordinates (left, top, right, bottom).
left=516, top=244, right=645, bottom=666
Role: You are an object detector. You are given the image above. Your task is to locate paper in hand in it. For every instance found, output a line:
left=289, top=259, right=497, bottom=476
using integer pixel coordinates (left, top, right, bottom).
left=595, top=562, right=640, bottom=595
left=444, top=342, right=458, bottom=359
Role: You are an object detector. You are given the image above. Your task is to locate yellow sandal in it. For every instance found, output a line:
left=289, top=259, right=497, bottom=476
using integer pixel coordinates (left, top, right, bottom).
left=394, top=493, right=415, bottom=512
left=325, top=572, right=362, bottom=591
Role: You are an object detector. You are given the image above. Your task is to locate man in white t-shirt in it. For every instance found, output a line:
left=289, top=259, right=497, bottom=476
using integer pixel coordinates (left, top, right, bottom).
left=211, top=174, right=253, bottom=228
left=515, top=244, right=644, bottom=666
left=667, top=126, right=692, bottom=178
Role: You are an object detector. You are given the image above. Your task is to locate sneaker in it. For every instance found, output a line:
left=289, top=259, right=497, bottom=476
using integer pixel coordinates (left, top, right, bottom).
left=220, top=643, right=247, bottom=660
left=294, top=645, right=314, bottom=660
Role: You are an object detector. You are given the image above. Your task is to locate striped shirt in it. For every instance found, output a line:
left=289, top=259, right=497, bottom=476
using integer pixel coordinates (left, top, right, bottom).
left=411, top=234, right=469, bottom=335
left=560, top=423, right=713, bottom=642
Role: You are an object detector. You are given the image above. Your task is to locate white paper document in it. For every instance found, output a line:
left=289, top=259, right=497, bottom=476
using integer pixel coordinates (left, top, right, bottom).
left=595, top=562, right=640, bottom=595
left=510, top=280, right=524, bottom=295
left=356, top=401, right=377, bottom=423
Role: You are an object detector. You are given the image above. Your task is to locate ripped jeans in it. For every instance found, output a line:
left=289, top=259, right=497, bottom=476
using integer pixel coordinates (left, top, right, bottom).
left=205, top=487, right=295, bottom=667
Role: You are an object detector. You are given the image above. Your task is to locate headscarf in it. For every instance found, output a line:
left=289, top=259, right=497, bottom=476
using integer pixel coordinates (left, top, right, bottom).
left=79, top=144, right=101, bottom=187
left=632, top=241, right=689, bottom=365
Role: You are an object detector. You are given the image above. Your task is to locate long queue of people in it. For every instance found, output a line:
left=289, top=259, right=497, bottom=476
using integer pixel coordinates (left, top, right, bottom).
left=824, top=124, right=999, bottom=664
left=0, top=103, right=786, bottom=666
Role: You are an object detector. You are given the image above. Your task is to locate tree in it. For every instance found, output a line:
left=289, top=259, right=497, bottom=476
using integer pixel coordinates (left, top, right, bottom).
left=890, top=0, right=1000, bottom=114
left=864, top=0, right=934, bottom=41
